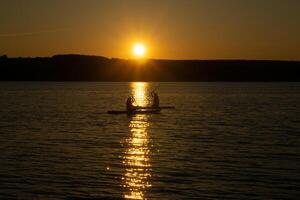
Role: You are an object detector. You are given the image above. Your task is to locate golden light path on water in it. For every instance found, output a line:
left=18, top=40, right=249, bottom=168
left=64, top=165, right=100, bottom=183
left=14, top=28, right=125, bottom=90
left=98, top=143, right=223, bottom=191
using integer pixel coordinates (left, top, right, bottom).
left=131, top=82, right=150, bottom=107
left=123, top=82, right=152, bottom=199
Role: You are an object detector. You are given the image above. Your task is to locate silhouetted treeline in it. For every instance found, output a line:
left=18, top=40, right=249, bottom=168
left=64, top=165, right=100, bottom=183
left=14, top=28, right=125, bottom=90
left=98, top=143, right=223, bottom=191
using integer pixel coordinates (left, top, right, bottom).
left=0, top=54, right=299, bottom=81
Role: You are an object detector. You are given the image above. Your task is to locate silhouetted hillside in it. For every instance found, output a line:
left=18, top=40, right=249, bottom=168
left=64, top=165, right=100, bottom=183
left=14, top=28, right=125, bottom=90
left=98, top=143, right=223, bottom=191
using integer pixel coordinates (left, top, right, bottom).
left=0, top=54, right=299, bottom=81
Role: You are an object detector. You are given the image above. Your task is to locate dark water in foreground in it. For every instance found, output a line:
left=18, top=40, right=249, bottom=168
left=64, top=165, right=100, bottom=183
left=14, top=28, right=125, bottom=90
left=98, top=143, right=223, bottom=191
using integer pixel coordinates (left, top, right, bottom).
left=0, top=82, right=299, bottom=199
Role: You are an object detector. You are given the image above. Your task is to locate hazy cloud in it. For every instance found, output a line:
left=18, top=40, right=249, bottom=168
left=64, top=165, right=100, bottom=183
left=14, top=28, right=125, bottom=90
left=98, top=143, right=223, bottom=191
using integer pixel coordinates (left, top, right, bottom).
left=0, top=28, right=69, bottom=38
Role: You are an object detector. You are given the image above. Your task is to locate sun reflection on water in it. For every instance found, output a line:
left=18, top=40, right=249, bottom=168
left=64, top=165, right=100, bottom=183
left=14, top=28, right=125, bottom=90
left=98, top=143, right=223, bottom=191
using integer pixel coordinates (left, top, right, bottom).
left=123, top=82, right=152, bottom=199
left=130, top=82, right=150, bottom=107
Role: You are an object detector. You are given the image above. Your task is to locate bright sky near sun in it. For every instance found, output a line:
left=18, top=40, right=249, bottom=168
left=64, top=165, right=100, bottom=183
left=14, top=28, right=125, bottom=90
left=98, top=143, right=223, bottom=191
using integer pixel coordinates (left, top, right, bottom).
left=0, top=0, right=300, bottom=60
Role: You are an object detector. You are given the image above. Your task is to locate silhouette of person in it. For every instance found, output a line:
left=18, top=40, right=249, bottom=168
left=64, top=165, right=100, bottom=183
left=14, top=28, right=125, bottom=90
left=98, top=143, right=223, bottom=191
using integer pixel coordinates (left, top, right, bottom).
left=126, top=96, right=135, bottom=112
left=152, top=92, right=159, bottom=108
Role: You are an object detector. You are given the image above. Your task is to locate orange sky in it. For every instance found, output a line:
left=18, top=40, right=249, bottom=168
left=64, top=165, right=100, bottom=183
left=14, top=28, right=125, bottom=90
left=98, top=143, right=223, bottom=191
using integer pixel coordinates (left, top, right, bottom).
left=0, top=0, right=299, bottom=60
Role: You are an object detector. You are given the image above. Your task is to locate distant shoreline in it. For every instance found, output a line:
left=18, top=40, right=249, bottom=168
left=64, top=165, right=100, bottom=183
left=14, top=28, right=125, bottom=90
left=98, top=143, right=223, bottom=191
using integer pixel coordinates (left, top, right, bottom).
left=1, top=54, right=299, bottom=81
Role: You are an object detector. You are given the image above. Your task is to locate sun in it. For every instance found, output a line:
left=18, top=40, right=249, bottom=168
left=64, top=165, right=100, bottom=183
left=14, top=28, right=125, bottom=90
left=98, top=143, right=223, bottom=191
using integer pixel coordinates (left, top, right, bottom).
left=133, top=43, right=146, bottom=58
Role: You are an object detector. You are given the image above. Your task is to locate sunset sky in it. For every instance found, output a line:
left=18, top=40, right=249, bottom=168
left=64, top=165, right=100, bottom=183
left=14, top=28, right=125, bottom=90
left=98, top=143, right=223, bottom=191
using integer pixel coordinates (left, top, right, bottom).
left=0, top=0, right=299, bottom=60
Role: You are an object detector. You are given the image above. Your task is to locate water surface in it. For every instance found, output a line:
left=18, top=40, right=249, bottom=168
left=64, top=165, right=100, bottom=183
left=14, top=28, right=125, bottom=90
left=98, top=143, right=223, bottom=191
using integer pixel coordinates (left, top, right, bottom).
left=0, top=82, right=299, bottom=199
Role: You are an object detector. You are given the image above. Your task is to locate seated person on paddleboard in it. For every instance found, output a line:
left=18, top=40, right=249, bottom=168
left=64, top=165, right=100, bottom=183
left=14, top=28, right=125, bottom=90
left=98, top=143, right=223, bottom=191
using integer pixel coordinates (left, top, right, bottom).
left=151, top=91, right=160, bottom=108
left=126, top=96, right=136, bottom=112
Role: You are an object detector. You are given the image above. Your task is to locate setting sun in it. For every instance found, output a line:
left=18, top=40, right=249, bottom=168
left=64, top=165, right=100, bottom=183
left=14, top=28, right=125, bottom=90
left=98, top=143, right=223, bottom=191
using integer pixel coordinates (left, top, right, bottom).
left=133, top=43, right=146, bottom=58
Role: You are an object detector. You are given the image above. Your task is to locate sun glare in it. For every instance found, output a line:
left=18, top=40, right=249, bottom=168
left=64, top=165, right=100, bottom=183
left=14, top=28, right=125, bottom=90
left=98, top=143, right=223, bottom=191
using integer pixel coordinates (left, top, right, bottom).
left=133, top=43, right=146, bottom=58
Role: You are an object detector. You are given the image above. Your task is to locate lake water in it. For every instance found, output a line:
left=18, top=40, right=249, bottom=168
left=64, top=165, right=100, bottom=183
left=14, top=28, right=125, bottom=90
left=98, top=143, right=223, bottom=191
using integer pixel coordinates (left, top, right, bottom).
left=0, top=82, right=299, bottom=199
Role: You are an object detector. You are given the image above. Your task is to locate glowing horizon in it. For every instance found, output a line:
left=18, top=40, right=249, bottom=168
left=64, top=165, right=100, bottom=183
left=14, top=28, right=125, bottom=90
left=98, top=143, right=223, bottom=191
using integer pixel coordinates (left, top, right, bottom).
left=0, top=0, right=299, bottom=60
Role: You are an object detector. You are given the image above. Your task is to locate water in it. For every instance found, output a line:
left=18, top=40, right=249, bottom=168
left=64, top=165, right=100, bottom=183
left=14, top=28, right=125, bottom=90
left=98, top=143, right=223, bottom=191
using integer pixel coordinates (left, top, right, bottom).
left=0, top=82, right=299, bottom=199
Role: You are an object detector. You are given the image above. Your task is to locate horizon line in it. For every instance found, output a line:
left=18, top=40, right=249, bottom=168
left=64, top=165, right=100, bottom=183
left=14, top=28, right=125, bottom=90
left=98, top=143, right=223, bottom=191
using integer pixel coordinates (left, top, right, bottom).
left=1, top=54, right=300, bottom=62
